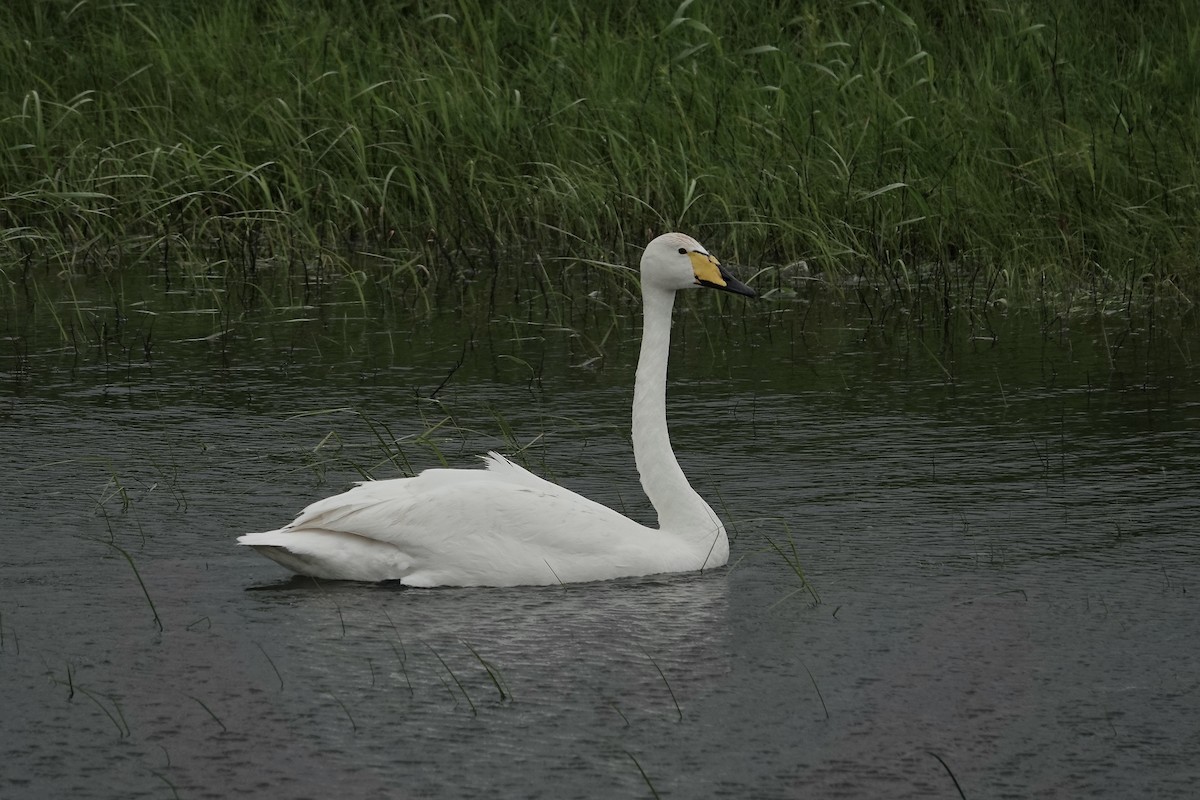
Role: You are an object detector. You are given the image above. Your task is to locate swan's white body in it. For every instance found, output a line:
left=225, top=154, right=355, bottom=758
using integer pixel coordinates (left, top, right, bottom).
left=238, top=232, right=755, bottom=586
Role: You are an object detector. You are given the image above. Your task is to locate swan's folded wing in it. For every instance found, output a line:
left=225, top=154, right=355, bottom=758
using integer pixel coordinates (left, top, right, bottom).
left=478, top=451, right=571, bottom=492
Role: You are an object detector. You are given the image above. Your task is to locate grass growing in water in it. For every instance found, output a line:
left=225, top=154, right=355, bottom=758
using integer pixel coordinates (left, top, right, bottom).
left=624, top=750, right=663, bottom=800
left=641, top=646, right=683, bottom=722
left=328, top=691, right=358, bottom=732
left=186, top=694, right=229, bottom=733
left=255, top=642, right=285, bottom=692
left=427, top=642, right=478, bottom=715
left=2, top=1, right=1198, bottom=304
left=102, top=539, right=163, bottom=632
left=462, top=640, right=514, bottom=703
left=49, top=663, right=132, bottom=738
left=764, top=526, right=822, bottom=608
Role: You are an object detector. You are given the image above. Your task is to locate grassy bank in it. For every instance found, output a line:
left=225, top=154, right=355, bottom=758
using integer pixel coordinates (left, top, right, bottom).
left=2, top=0, right=1198, bottom=303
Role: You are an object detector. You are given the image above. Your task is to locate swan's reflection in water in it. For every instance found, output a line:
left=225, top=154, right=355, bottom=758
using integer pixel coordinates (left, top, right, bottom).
left=246, top=570, right=732, bottom=725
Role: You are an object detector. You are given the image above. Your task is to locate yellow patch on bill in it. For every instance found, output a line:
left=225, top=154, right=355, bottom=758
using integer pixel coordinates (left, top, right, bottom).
left=688, top=251, right=725, bottom=286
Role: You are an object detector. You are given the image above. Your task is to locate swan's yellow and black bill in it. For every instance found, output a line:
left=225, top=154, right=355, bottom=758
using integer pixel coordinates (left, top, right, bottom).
left=688, top=251, right=757, bottom=298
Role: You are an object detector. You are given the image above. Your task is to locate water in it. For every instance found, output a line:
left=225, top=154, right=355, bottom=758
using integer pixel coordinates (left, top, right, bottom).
left=2, top=267, right=1198, bottom=798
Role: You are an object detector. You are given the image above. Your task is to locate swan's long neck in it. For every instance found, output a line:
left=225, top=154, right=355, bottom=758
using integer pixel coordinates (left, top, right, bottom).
left=632, top=286, right=724, bottom=547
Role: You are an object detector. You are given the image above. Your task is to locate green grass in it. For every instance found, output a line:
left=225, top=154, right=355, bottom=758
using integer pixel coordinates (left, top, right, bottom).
left=2, top=0, right=1198, bottom=303
left=101, top=539, right=164, bottom=632
left=624, top=750, right=663, bottom=800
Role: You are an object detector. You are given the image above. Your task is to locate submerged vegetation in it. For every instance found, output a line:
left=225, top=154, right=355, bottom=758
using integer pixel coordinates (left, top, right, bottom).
left=1, top=0, right=1198, bottom=304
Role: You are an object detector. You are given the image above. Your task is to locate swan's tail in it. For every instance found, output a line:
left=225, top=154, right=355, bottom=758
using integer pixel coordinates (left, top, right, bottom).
left=237, top=529, right=413, bottom=582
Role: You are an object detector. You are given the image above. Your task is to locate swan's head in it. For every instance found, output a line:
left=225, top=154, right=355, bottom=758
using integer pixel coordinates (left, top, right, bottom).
left=640, top=232, right=757, bottom=297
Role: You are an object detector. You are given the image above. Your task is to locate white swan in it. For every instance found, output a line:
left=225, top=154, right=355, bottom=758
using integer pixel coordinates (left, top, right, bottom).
left=238, top=232, right=756, bottom=586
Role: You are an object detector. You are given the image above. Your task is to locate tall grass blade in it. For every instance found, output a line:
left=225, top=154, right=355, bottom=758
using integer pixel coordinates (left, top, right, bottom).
left=624, top=750, right=663, bottom=800
left=641, top=647, right=682, bottom=722
left=100, top=540, right=162, bottom=632
left=427, top=643, right=477, bottom=716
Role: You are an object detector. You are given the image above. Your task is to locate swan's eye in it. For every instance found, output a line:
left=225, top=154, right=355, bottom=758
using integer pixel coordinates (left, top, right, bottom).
left=678, top=247, right=687, bottom=255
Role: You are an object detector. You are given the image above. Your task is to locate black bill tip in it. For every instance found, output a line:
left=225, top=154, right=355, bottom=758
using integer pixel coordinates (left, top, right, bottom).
left=699, top=264, right=757, bottom=298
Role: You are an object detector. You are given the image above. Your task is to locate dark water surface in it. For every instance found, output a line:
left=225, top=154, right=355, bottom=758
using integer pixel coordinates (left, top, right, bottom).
left=2, top=269, right=1198, bottom=798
